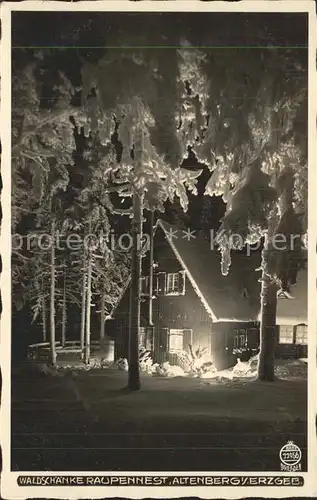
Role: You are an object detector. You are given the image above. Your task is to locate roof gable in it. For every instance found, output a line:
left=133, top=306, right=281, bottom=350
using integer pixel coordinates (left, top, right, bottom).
left=108, top=219, right=307, bottom=325
left=158, top=220, right=261, bottom=322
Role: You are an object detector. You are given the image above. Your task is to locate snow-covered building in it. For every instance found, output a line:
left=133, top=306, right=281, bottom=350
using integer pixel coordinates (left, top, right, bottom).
left=109, top=220, right=307, bottom=369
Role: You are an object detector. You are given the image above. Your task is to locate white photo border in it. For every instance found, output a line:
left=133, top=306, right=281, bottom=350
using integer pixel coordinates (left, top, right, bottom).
left=1, top=1, right=316, bottom=498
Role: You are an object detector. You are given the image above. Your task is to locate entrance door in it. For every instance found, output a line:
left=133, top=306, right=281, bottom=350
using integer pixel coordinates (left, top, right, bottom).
left=154, top=328, right=169, bottom=364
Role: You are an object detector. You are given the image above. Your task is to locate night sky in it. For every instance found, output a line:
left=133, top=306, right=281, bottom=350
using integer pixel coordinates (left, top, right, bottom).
left=12, top=11, right=308, bottom=48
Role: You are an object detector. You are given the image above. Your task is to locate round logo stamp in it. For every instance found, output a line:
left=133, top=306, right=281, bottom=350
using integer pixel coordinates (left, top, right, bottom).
left=279, top=441, right=302, bottom=467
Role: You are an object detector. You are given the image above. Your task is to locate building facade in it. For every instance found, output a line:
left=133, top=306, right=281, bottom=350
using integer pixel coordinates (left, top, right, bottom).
left=108, top=220, right=308, bottom=368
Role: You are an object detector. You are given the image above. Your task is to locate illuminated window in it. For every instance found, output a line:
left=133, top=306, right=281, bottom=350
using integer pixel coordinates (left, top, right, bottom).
left=156, top=271, right=185, bottom=296
left=166, top=273, right=180, bottom=294
left=295, top=325, right=308, bottom=345
left=279, top=325, right=294, bottom=344
left=169, top=329, right=184, bottom=353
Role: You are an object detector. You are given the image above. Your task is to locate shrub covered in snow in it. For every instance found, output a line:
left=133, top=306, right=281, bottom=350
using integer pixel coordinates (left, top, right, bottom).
left=207, top=356, right=308, bottom=384
left=139, top=348, right=156, bottom=374
left=153, top=361, right=186, bottom=378
left=177, top=345, right=217, bottom=378
left=232, top=358, right=254, bottom=377
left=55, top=356, right=113, bottom=372
left=110, top=350, right=157, bottom=374
left=112, top=357, right=129, bottom=371
left=248, top=353, right=259, bottom=372
left=274, top=358, right=307, bottom=380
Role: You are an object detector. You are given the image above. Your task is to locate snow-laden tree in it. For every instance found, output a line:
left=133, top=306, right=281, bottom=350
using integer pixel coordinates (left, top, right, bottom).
left=32, top=198, right=73, bottom=364
left=12, top=58, right=77, bottom=229
left=93, top=250, right=131, bottom=343
left=61, top=212, right=89, bottom=356
left=65, top=133, right=128, bottom=363
left=28, top=244, right=50, bottom=343
left=80, top=46, right=203, bottom=389
left=11, top=56, right=80, bottom=323
left=63, top=204, right=97, bottom=364
left=13, top=52, right=132, bottom=363
left=187, top=46, right=307, bottom=381
left=81, top=137, right=131, bottom=344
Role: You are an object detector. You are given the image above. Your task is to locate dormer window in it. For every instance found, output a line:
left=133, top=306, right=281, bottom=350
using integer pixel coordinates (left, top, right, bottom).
left=241, top=288, right=249, bottom=299
left=156, top=271, right=186, bottom=296
left=166, top=271, right=186, bottom=295
left=166, top=273, right=180, bottom=294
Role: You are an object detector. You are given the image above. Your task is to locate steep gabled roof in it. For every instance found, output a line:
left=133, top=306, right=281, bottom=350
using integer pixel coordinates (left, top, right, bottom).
left=158, top=220, right=261, bottom=322
left=158, top=221, right=307, bottom=325
left=108, top=219, right=307, bottom=326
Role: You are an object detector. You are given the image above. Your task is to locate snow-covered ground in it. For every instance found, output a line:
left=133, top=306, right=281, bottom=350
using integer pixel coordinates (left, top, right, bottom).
left=13, top=359, right=307, bottom=422
left=21, top=353, right=308, bottom=384
left=203, top=357, right=308, bottom=383
left=11, top=362, right=307, bottom=472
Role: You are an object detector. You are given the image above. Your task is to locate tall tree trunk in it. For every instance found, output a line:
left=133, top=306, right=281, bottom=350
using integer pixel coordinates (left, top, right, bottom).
left=84, top=255, right=92, bottom=364
left=258, top=215, right=278, bottom=381
left=61, top=265, right=67, bottom=348
left=257, top=259, right=277, bottom=381
left=100, top=285, right=105, bottom=343
left=148, top=211, right=154, bottom=326
left=50, top=220, right=57, bottom=366
left=80, top=263, right=86, bottom=358
left=42, top=297, right=47, bottom=343
left=128, top=191, right=143, bottom=391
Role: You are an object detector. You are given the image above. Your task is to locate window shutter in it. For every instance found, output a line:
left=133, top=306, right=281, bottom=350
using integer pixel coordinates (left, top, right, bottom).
left=179, top=270, right=186, bottom=295
left=156, top=272, right=166, bottom=296
left=183, top=328, right=193, bottom=352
